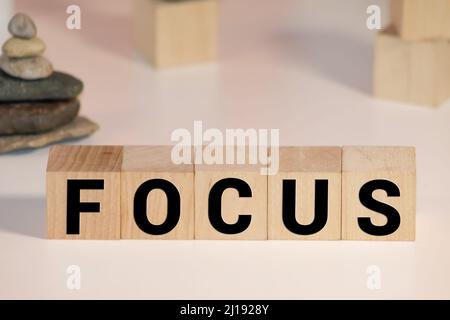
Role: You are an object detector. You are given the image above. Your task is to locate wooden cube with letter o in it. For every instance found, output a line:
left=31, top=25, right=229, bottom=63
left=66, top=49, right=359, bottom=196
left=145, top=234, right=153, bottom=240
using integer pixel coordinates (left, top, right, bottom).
left=120, top=146, right=194, bottom=239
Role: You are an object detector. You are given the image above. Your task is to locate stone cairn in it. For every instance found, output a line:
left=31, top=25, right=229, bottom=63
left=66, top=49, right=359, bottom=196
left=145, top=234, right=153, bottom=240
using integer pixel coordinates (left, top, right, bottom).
left=0, top=13, right=98, bottom=154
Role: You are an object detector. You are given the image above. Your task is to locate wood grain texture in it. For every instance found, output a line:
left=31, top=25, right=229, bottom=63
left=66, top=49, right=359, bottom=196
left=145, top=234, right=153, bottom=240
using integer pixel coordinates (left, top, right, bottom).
left=121, top=146, right=194, bottom=239
left=268, top=147, right=342, bottom=240
left=134, top=0, right=218, bottom=68
left=373, top=28, right=450, bottom=107
left=342, top=146, right=416, bottom=241
left=390, top=0, right=450, bottom=40
left=195, top=147, right=267, bottom=240
left=47, top=146, right=122, bottom=239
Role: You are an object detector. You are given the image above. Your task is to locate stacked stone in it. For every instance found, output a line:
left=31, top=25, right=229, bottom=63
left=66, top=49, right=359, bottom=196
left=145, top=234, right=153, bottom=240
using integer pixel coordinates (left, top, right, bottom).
left=0, top=13, right=97, bottom=154
left=2, top=13, right=52, bottom=80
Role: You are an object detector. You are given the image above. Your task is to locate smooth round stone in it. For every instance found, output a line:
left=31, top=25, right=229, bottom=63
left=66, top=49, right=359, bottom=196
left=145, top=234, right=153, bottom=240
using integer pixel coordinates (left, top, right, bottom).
left=8, top=13, right=37, bottom=39
left=0, top=99, right=80, bottom=135
left=0, top=55, right=53, bottom=80
left=0, top=69, right=83, bottom=102
left=2, top=37, right=46, bottom=58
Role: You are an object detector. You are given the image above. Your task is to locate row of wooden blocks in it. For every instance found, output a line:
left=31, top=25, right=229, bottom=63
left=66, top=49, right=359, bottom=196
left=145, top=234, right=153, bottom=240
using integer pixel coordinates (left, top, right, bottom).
left=374, top=0, right=450, bottom=107
left=47, top=145, right=416, bottom=241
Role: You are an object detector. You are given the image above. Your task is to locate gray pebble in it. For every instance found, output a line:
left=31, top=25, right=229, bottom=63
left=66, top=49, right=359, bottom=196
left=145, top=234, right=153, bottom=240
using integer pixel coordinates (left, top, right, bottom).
left=0, top=55, right=53, bottom=80
left=8, top=13, right=37, bottom=39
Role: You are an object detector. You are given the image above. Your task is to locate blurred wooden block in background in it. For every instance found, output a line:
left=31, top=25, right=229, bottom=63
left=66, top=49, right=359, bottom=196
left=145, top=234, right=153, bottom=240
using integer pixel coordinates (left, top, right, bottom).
left=47, top=146, right=123, bottom=239
left=342, top=146, right=416, bottom=241
left=195, top=147, right=267, bottom=240
left=391, top=0, right=450, bottom=40
left=268, top=147, right=342, bottom=240
left=373, top=28, right=450, bottom=107
left=121, top=146, right=194, bottom=239
left=134, top=0, right=218, bottom=68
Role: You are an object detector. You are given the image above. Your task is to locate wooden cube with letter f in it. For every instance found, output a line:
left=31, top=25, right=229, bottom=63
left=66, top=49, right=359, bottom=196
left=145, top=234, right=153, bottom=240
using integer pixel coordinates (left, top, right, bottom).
left=46, top=146, right=123, bottom=240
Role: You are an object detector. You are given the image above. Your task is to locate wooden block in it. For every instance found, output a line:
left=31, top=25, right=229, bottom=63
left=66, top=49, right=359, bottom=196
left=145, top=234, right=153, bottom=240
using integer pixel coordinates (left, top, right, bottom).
left=342, top=146, right=416, bottom=241
left=391, top=0, right=450, bottom=40
left=373, top=28, right=450, bottom=107
left=134, top=0, right=218, bottom=68
left=46, top=145, right=122, bottom=239
left=121, top=146, right=194, bottom=239
left=268, top=147, right=342, bottom=240
left=195, top=147, right=267, bottom=240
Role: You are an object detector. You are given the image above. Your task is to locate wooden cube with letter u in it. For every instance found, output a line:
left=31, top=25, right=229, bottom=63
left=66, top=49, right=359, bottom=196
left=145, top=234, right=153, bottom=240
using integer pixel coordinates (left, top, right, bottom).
left=342, top=146, right=416, bottom=241
left=120, top=146, right=194, bottom=239
left=268, top=147, right=342, bottom=240
left=46, top=146, right=123, bottom=239
left=134, top=0, right=218, bottom=68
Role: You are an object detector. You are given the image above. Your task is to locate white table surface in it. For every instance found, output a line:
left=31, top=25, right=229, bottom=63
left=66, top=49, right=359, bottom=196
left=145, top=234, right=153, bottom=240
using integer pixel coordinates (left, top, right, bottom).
left=1, top=0, right=449, bottom=299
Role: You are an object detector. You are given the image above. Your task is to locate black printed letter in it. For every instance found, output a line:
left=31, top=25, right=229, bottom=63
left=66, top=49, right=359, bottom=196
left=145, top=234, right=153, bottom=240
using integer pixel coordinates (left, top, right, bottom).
left=134, top=179, right=181, bottom=235
left=66, top=179, right=104, bottom=234
left=208, top=178, right=252, bottom=234
left=358, top=179, right=401, bottom=236
left=282, top=179, right=329, bottom=235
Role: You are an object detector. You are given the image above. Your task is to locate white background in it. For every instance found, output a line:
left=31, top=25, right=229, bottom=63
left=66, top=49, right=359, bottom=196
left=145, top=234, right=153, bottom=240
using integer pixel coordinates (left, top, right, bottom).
left=0, top=1, right=12, bottom=47
left=1, top=0, right=449, bottom=299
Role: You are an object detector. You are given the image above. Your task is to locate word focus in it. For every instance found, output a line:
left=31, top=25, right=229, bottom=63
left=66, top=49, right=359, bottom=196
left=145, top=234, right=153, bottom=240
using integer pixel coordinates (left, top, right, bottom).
left=46, top=145, right=416, bottom=241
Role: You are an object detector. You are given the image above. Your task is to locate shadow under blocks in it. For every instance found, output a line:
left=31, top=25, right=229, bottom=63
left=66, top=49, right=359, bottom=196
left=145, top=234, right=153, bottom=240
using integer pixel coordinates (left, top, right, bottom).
left=0, top=197, right=46, bottom=239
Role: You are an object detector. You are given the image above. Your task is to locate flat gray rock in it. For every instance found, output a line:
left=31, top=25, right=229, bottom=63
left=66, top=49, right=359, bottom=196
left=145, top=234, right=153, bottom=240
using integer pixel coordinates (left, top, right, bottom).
left=0, top=116, right=98, bottom=154
left=0, top=99, right=80, bottom=135
left=0, top=69, right=83, bottom=101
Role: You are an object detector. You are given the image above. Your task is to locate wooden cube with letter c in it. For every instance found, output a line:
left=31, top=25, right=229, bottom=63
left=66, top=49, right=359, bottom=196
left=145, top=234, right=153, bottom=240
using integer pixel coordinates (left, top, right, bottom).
left=120, top=146, right=194, bottom=239
left=194, top=146, right=268, bottom=240
left=268, top=147, right=342, bottom=240
left=342, top=146, right=416, bottom=241
left=46, top=145, right=123, bottom=239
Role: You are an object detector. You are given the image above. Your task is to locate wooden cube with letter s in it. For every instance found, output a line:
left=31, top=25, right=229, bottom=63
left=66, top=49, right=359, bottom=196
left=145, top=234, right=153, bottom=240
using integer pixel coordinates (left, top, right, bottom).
left=342, top=146, right=416, bottom=241
left=46, top=146, right=123, bottom=239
